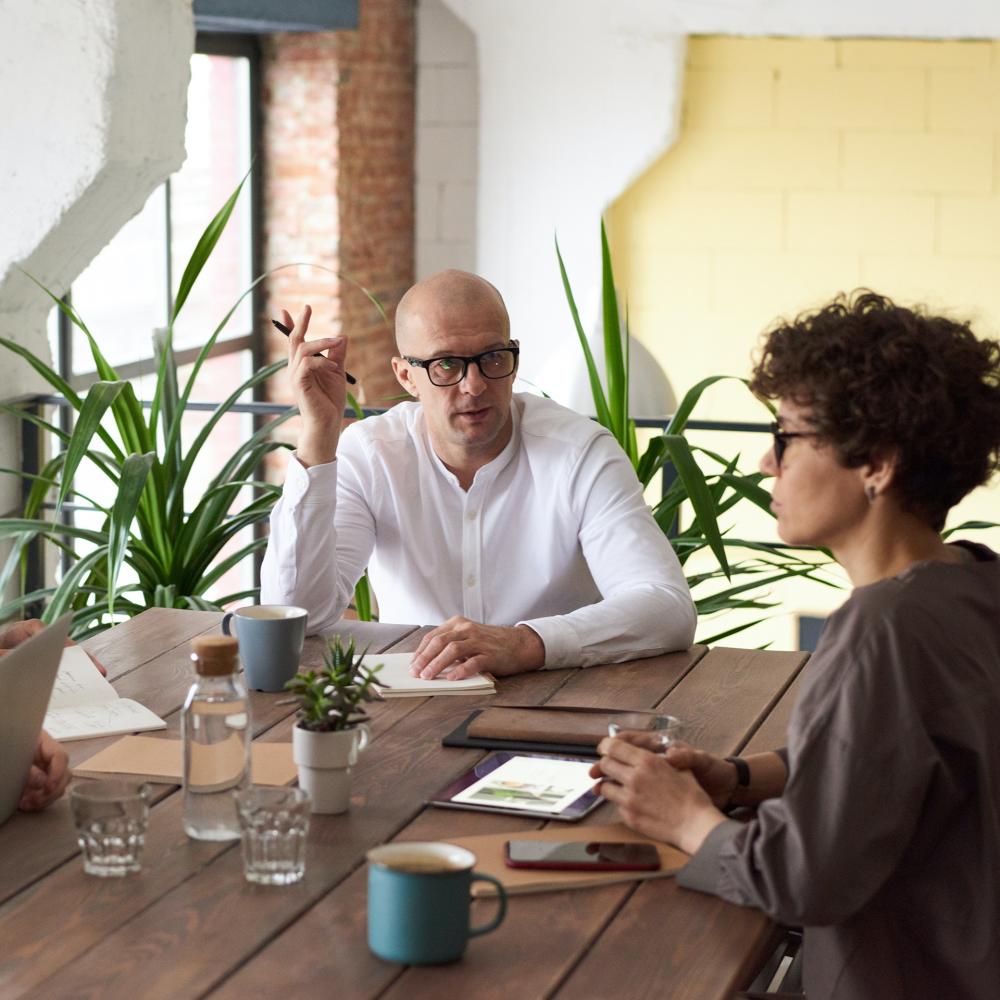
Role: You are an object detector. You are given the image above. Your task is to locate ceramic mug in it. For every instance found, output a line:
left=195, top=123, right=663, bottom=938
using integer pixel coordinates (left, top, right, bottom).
left=221, top=605, right=307, bottom=692
left=366, top=842, right=507, bottom=964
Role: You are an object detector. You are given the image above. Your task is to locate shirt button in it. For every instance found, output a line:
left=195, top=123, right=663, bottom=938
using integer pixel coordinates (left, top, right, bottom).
left=467, top=575, right=476, bottom=588
left=467, top=510, right=477, bottom=521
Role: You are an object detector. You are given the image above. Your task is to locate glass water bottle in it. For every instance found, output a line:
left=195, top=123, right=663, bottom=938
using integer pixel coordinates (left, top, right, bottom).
left=182, top=635, right=251, bottom=841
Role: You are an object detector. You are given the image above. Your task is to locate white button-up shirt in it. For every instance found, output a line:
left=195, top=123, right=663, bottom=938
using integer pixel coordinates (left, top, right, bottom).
left=260, top=393, right=695, bottom=667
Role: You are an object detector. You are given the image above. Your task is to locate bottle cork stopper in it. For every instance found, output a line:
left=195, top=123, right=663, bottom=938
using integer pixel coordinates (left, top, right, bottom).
left=190, top=635, right=239, bottom=675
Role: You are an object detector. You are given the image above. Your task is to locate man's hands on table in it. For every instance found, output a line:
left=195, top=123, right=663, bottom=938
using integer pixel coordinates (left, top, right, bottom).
left=591, top=732, right=729, bottom=857
left=409, top=617, right=545, bottom=680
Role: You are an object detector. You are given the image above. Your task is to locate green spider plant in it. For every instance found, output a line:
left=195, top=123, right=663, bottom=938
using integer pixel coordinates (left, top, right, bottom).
left=556, top=221, right=837, bottom=644
left=0, top=175, right=376, bottom=637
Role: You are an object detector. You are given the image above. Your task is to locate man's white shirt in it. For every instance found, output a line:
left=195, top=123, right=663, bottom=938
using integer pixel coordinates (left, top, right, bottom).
left=260, top=393, right=696, bottom=667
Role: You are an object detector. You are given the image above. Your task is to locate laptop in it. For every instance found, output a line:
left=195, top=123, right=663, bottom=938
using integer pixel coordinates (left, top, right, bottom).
left=0, top=614, right=73, bottom=825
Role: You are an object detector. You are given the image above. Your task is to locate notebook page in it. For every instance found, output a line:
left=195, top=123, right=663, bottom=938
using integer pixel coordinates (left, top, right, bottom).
left=44, top=698, right=167, bottom=741
left=357, top=652, right=493, bottom=692
left=47, top=645, right=119, bottom=710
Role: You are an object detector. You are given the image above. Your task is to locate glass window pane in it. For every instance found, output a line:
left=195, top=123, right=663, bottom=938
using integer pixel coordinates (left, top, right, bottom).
left=69, top=187, right=169, bottom=373
left=169, top=54, right=253, bottom=353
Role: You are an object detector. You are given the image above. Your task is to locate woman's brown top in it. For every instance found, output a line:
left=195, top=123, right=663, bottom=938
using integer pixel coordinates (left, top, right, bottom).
left=678, top=542, right=1000, bottom=1000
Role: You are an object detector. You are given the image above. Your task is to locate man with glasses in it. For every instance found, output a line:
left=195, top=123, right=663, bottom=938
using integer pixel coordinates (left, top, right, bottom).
left=261, top=270, right=695, bottom=680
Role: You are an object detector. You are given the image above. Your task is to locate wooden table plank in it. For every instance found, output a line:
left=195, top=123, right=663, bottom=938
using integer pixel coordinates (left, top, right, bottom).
left=741, top=669, right=805, bottom=756
left=657, top=647, right=807, bottom=757
left=82, top=608, right=220, bottom=681
left=555, top=877, right=782, bottom=1000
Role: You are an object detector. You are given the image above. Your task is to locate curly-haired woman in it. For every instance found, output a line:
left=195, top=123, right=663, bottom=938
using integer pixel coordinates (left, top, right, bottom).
left=593, top=292, right=1000, bottom=1000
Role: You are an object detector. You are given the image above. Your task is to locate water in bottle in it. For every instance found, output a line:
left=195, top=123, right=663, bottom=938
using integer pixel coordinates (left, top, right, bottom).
left=182, top=635, right=251, bottom=841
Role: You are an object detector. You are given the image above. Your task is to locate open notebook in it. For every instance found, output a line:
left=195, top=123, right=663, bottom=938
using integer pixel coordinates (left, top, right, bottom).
left=357, top=652, right=495, bottom=698
left=44, top=646, right=166, bottom=740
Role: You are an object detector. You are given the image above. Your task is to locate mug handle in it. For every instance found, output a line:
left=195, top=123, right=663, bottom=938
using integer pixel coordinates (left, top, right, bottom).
left=468, top=874, right=507, bottom=937
left=355, top=723, right=370, bottom=753
left=221, top=612, right=235, bottom=637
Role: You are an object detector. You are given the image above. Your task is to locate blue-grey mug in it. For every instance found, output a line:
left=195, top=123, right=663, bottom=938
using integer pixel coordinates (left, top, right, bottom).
left=366, top=842, right=507, bottom=964
left=221, top=605, right=307, bottom=692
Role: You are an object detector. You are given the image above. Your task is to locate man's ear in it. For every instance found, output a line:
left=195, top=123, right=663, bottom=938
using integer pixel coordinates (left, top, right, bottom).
left=391, top=356, right=419, bottom=400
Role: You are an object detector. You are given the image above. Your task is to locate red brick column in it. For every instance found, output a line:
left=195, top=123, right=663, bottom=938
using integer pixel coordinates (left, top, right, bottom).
left=261, top=0, right=415, bottom=418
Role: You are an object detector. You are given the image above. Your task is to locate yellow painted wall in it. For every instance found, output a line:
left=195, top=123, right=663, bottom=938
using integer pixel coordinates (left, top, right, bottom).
left=609, top=36, right=1000, bottom=649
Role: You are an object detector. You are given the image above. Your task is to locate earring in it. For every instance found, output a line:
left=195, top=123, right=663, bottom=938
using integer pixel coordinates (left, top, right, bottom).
left=865, top=484, right=877, bottom=504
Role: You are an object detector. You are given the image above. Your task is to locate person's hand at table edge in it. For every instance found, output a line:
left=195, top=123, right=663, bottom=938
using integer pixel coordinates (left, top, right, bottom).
left=409, top=617, right=545, bottom=680
left=18, top=730, right=70, bottom=812
left=590, top=735, right=727, bottom=856
left=0, top=618, right=106, bottom=676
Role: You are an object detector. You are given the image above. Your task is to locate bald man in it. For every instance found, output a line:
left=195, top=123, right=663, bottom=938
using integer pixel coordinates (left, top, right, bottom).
left=261, top=270, right=695, bottom=679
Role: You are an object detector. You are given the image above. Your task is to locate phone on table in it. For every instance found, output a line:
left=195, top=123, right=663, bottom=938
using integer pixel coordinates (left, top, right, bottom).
left=503, top=839, right=661, bottom=872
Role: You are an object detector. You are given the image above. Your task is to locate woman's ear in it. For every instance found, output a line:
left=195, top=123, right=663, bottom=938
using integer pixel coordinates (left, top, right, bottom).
left=862, top=448, right=899, bottom=501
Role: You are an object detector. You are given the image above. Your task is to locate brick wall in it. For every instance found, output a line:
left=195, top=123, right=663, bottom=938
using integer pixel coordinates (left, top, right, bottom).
left=261, top=0, right=416, bottom=424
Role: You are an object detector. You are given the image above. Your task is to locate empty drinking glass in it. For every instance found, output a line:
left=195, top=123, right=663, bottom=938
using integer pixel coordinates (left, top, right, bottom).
left=70, top=780, right=152, bottom=877
left=234, top=786, right=311, bottom=885
left=608, top=714, right=684, bottom=749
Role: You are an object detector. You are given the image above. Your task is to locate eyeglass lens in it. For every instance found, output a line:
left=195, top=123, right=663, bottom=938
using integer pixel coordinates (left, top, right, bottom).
left=427, top=350, right=516, bottom=386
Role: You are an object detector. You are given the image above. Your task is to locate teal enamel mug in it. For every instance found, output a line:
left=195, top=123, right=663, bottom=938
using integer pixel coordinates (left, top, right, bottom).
left=366, top=842, right=507, bottom=964
left=221, top=605, right=307, bottom=692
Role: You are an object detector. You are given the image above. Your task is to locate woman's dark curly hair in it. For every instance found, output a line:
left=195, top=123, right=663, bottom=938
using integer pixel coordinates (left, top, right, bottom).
left=750, top=290, right=1000, bottom=531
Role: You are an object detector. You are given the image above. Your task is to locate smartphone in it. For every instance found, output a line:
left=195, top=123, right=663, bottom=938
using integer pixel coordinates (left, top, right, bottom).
left=503, top=839, right=661, bottom=872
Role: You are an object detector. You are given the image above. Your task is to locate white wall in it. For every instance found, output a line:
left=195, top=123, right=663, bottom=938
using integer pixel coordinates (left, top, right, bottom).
left=415, top=0, right=479, bottom=279
left=429, top=0, right=1000, bottom=403
left=0, top=0, right=192, bottom=528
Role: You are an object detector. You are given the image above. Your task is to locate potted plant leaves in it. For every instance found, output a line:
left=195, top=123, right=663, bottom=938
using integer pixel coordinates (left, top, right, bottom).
left=282, top=635, right=381, bottom=814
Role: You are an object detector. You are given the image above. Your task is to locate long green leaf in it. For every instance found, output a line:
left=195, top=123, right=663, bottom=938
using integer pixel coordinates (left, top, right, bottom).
left=660, top=435, right=730, bottom=576
left=665, top=375, right=744, bottom=437
left=169, top=359, right=286, bottom=523
left=55, top=381, right=127, bottom=514
left=697, top=617, right=769, bottom=646
left=172, top=168, right=251, bottom=321
left=555, top=236, right=613, bottom=430
left=107, top=452, right=155, bottom=615
left=43, top=546, right=109, bottom=623
left=600, top=219, right=627, bottom=444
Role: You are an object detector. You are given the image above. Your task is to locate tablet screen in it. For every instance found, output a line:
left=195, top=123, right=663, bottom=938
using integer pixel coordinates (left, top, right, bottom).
left=428, top=752, right=602, bottom=821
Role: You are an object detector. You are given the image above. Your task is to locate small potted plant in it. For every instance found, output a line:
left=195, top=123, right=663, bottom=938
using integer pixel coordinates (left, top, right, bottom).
left=282, top=636, right=382, bottom=814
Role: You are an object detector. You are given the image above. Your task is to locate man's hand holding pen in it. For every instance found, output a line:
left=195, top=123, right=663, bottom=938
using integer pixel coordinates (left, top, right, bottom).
left=279, top=305, right=351, bottom=468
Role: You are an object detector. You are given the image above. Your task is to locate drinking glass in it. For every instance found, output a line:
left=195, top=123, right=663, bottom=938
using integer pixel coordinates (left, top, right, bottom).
left=70, top=780, right=152, bottom=877
left=608, top=714, right=684, bottom=749
left=234, top=786, right=311, bottom=885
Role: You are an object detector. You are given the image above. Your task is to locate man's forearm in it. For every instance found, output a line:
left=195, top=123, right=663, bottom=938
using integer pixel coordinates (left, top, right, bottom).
left=296, top=429, right=339, bottom=469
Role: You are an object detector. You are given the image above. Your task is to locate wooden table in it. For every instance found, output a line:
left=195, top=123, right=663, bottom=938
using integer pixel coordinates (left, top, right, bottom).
left=0, top=609, right=808, bottom=999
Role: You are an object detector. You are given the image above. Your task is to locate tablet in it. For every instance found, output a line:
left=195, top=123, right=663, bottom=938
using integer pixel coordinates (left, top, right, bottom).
left=427, top=751, right=602, bottom=822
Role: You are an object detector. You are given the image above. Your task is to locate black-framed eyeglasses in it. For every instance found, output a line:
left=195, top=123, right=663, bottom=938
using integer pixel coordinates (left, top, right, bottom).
left=402, top=346, right=520, bottom=387
left=769, top=421, right=820, bottom=468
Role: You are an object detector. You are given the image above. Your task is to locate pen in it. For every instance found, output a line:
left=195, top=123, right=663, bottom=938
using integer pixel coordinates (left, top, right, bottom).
left=272, top=318, right=357, bottom=384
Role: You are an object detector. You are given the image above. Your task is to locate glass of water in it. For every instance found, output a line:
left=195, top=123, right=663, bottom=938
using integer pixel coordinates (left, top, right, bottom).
left=608, top=715, right=685, bottom=749
left=233, top=786, right=311, bottom=886
left=70, top=780, right=152, bottom=877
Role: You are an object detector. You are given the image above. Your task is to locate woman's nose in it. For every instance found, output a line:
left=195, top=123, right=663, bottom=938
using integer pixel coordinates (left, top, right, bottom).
left=760, top=444, right=778, bottom=478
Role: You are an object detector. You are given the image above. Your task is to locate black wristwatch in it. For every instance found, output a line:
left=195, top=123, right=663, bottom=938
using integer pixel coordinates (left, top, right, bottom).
left=723, top=756, right=750, bottom=812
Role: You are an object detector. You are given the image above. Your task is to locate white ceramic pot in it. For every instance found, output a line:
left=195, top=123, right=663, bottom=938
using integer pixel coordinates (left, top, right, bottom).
left=292, top=723, right=370, bottom=815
